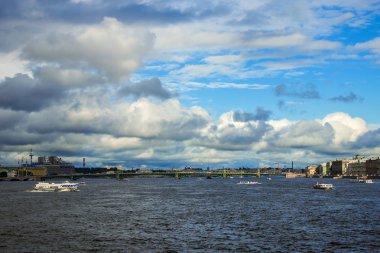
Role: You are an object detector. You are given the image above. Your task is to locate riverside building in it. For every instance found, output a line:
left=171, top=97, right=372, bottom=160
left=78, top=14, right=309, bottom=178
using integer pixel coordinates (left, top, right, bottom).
left=366, top=157, right=380, bottom=176
left=33, top=156, right=76, bottom=176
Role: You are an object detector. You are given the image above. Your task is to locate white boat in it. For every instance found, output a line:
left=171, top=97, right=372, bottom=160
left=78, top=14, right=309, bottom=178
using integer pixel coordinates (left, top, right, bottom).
left=350, top=179, right=374, bottom=184
left=237, top=181, right=262, bottom=185
left=313, top=182, right=334, bottom=190
left=34, top=181, right=79, bottom=192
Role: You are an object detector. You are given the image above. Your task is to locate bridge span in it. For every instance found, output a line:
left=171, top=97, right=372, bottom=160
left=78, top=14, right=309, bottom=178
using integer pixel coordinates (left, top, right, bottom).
left=39, top=171, right=282, bottom=181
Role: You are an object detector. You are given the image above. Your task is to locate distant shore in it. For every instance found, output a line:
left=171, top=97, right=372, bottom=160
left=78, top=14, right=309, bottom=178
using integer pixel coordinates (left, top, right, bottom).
left=1, top=171, right=379, bottom=182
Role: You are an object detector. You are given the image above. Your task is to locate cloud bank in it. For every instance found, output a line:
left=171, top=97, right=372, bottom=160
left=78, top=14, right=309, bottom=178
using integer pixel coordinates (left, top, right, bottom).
left=0, top=1, right=379, bottom=168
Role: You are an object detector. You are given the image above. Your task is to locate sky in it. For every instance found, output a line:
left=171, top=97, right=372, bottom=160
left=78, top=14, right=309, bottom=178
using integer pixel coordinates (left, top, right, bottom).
left=0, top=0, right=380, bottom=169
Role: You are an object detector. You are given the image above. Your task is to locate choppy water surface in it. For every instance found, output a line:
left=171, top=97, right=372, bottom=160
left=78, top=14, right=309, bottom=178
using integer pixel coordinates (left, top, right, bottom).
left=0, top=177, right=379, bottom=252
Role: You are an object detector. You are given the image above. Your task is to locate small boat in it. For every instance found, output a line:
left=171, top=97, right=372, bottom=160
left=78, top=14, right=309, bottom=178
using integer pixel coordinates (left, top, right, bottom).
left=237, top=181, right=261, bottom=185
left=350, top=179, right=374, bottom=184
left=267, top=177, right=272, bottom=181
left=313, top=182, right=333, bottom=190
left=34, top=181, right=79, bottom=192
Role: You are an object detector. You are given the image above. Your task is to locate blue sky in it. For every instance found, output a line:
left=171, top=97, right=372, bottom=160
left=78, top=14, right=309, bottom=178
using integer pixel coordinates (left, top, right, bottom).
left=0, top=0, right=380, bottom=168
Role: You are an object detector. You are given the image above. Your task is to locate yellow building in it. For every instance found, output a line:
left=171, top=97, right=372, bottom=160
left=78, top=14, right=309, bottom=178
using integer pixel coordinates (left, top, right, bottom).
left=306, top=165, right=318, bottom=177
left=14, top=167, right=48, bottom=176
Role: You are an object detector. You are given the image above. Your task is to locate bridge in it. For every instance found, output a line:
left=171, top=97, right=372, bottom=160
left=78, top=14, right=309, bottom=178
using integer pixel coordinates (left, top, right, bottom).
left=39, top=170, right=282, bottom=181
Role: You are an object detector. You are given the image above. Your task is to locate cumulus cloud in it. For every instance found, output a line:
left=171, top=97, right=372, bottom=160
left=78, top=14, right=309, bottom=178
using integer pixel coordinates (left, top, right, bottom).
left=353, top=128, right=380, bottom=148
left=266, top=120, right=335, bottom=148
left=120, top=77, right=173, bottom=100
left=0, top=74, right=65, bottom=112
left=199, top=111, right=273, bottom=150
left=265, top=112, right=369, bottom=154
left=22, top=17, right=155, bottom=83
left=26, top=95, right=210, bottom=141
left=321, top=112, right=367, bottom=144
left=34, top=66, right=103, bottom=87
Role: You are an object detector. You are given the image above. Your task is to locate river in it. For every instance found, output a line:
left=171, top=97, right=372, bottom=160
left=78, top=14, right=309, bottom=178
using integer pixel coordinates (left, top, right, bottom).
left=0, top=177, right=379, bottom=252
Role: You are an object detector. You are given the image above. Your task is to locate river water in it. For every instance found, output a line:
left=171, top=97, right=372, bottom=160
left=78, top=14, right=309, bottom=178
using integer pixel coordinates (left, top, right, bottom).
left=0, top=177, right=379, bottom=252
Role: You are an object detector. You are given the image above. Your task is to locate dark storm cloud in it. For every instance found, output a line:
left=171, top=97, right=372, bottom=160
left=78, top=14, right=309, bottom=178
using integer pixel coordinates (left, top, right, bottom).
left=0, top=0, right=22, bottom=20
left=352, top=128, right=380, bottom=149
left=0, top=74, right=65, bottom=112
left=0, top=109, right=26, bottom=131
left=0, top=130, right=45, bottom=146
left=329, top=92, right=362, bottom=103
left=120, top=78, right=173, bottom=100
left=0, top=24, right=39, bottom=52
left=275, top=83, right=320, bottom=99
left=233, top=107, right=272, bottom=122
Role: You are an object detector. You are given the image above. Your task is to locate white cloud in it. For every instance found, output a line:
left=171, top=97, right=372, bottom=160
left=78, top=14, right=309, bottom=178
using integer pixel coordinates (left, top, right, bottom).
left=355, top=37, right=380, bottom=55
left=0, top=50, right=30, bottom=80
left=258, top=58, right=324, bottom=71
left=321, top=112, right=367, bottom=144
left=266, top=120, right=334, bottom=148
left=198, top=111, right=272, bottom=150
left=245, top=33, right=307, bottom=49
left=23, top=17, right=155, bottom=83
left=26, top=95, right=210, bottom=141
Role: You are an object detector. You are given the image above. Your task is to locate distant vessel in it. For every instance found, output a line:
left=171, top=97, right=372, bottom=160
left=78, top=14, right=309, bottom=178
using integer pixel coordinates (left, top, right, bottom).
left=313, top=182, right=334, bottom=190
left=34, top=181, right=79, bottom=192
left=237, top=181, right=261, bottom=185
left=350, top=179, right=374, bottom=184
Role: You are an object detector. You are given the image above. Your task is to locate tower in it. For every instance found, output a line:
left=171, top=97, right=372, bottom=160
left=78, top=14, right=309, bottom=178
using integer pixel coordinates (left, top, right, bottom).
left=83, top=158, right=86, bottom=167
left=29, top=148, right=34, bottom=166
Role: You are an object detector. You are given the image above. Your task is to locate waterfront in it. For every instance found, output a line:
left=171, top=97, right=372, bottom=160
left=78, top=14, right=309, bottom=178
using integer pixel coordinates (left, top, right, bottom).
left=0, top=177, right=379, bottom=252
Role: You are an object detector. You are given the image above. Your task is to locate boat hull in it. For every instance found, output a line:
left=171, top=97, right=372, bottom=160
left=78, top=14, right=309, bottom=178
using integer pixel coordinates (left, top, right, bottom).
left=313, top=183, right=334, bottom=190
left=34, top=181, right=79, bottom=192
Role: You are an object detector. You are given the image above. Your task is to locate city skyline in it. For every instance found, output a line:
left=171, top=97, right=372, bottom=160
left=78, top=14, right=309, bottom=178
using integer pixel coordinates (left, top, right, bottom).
left=0, top=0, right=380, bottom=168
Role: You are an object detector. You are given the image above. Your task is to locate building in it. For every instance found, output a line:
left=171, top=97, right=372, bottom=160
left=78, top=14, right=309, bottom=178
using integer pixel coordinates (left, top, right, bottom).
left=347, top=159, right=367, bottom=177
left=316, top=162, right=331, bottom=176
left=305, top=165, right=318, bottom=177
left=331, top=159, right=353, bottom=176
left=36, top=156, right=75, bottom=176
left=366, top=157, right=380, bottom=176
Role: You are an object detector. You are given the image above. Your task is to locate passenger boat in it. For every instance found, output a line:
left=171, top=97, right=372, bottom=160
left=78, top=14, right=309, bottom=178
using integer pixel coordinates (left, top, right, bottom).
left=34, top=181, right=79, bottom=192
left=313, top=182, right=334, bottom=190
left=237, top=181, right=262, bottom=185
